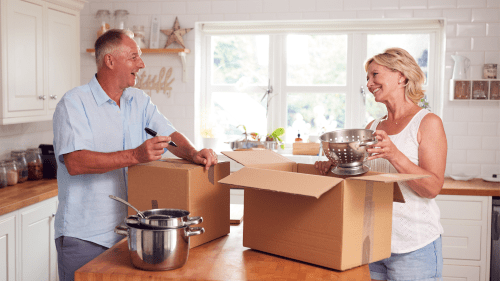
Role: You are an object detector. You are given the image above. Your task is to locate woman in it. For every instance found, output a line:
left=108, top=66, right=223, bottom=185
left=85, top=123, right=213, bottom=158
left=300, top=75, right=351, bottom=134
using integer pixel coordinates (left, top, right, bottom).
left=315, top=47, right=447, bottom=281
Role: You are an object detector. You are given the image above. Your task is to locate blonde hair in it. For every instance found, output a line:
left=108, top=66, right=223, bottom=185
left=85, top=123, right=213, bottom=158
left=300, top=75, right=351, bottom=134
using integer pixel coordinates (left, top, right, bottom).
left=364, top=47, right=426, bottom=104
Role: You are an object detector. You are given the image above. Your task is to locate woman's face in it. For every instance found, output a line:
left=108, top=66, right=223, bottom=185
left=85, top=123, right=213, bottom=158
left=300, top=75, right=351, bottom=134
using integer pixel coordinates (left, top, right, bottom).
left=366, top=62, right=404, bottom=103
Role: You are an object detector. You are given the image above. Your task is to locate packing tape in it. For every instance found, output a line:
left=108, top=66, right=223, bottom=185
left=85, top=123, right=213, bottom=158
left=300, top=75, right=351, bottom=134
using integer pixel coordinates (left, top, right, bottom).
left=361, top=181, right=375, bottom=264
left=208, top=165, right=215, bottom=185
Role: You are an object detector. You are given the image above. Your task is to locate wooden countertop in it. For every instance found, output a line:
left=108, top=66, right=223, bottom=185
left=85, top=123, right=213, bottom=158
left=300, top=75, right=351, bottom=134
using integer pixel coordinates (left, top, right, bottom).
left=441, top=178, right=500, bottom=196
left=75, top=223, right=371, bottom=281
left=0, top=179, right=58, bottom=216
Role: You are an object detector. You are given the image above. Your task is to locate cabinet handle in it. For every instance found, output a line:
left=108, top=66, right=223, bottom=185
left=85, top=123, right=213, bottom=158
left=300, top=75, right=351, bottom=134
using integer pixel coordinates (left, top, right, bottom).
left=50, top=95, right=58, bottom=100
left=38, top=95, right=46, bottom=100
left=52, top=213, right=56, bottom=218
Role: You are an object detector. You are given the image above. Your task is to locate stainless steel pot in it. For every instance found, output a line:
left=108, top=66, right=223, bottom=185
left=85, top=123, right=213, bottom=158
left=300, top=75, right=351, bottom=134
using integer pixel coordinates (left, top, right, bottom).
left=115, top=222, right=204, bottom=271
left=125, top=208, right=202, bottom=229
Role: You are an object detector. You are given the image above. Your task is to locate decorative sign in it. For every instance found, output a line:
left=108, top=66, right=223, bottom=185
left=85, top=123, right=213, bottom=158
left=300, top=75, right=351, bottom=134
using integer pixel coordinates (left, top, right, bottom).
left=136, top=67, right=174, bottom=97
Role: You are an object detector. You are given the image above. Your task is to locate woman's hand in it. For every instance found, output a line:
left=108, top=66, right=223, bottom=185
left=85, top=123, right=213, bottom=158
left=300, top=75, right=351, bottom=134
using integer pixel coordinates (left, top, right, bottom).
left=314, top=161, right=333, bottom=175
left=366, top=130, right=403, bottom=162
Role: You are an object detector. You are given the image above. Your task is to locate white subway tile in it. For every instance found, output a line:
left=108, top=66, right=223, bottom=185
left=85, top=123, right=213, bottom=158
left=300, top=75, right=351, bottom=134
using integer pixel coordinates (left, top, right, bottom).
left=453, top=136, right=482, bottom=149
left=453, top=107, right=483, bottom=121
left=485, top=51, right=500, bottom=63
left=330, top=11, right=357, bottom=18
left=136, top=2, right=163, bottom=15
left=487, top=0, right=500, bottom=8
left=483, top=108, right=500, bottom=121
left=487, top=23, right=500, bottom=36
left=472, top=9, right=499, bottom=22
left=468, top=65, right=486, bottom=79
left=302, top=12, right=330, bottom=19
left=472, top=37, right=499, bottom=51
left=482, top=136, right=500, bottom=149
left=457, top=23, right=486, bottom=37
left=444, top=121, right=468, bottom=135
left=276, top=12, right=303, bottom=20
left=413, top=9, right=443, bottom=18
left=385, top=10, right=413, bottom=18
left=289, top=0, right=316, bottom=12
left=250, top=13, right=278, bottom=20
left=212, top=1, right=237, bottom=14
left=162, top=2, right=187, bottom=15
left=237, top=0, right=263, bottom=13
left=224, top=13, right=251, bottom=20
left=400, top=0, right=427, bottom=9
left=497, top=152, right=500, bottom=164
left=371, top=0, right=399, bottom=10
left=468, top=122, right=498, bottom=136
left=173, top=15, right=199, bottom=28
left=451, top=163, right=481, bottom=176
left=344, top=0, right=371, bottom=11
left=429, top=0, right=457, bottom=9
left=467, top=150, right=496, bottom=163
left=112, top=3, right=139, bottom=15
left=198, top=14, right=225, bottom=21
left=316, top=0, right=343, bottom=11
left=357, top=10, right=385, bottom=18
left=446, top=37, right=472, bottom=52
left=455, top=51, right=485, bottom=65
left=263, top=0, right=290, bottom=13
left=446, top=23, right=457, bottom=37
left=458, top=0, right=487, bottom=8
left=187, top=1, right=211, bottom=14
left=447, top=149, right=467, bottom=162
left=442, top=107, right=454, bottom=122
left=481, top=164, right=500, bottom=177
left=443, top=9, right=472, bottom=22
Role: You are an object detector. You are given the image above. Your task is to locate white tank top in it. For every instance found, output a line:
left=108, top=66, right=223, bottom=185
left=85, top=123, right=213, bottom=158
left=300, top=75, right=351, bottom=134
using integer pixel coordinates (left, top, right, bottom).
left=368, top=109, right=443, bottom=253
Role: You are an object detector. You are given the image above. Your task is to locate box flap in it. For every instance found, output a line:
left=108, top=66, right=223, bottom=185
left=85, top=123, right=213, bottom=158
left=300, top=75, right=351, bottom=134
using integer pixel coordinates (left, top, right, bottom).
left=218, top=167, right=342, bottom=198
left=138, top=159, right=202, bottom=170
left=350, top=172, right=430, bottom=183
left=222, top=150, right=294, bottom=167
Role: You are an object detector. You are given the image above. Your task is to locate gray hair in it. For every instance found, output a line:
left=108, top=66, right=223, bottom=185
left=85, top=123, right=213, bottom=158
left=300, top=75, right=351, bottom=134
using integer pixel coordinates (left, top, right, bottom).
left=95, top=29, right=133, bottom=69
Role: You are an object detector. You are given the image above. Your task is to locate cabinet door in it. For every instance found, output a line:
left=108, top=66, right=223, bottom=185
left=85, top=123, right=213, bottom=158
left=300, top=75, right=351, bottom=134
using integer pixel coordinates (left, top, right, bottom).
left=0, top=214, right=17, bottom=281
left=20, top=197, right=57, bottom=281
left=6, top=0, right=45, bottom=115
left=443, top=265, right=480, bottom=281
left=47, top=8, right=78, bottom=111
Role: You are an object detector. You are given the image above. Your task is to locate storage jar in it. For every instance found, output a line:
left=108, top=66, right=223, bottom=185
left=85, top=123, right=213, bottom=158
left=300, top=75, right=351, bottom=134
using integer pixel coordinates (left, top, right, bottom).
left=0, top=164, right=7, bottom=188
left=26, top=148, right=43, bottom=180
left=1, top=160, right=18, bottom=185
left=11, top=150, right=28, bottom=183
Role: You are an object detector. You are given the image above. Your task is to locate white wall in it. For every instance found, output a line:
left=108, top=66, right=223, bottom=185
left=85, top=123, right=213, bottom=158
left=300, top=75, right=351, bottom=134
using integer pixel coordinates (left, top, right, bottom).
left=3, top=0, right=496, bottom=177
left=79, top=0, right=500, bottom=178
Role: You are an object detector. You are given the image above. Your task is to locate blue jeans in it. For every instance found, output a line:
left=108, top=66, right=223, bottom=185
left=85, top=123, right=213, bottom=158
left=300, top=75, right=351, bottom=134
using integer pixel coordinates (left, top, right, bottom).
left=369, top=236, right=443, bottom=281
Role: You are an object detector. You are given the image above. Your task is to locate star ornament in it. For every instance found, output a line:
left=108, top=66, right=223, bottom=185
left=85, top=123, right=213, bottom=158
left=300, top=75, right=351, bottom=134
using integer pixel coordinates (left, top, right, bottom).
left=161, top=17, right=193, bottom=49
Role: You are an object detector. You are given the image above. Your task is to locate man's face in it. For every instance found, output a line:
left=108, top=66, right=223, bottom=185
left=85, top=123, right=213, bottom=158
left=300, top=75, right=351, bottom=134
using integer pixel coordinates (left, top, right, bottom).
left=112, top=36, right=145, bottom=89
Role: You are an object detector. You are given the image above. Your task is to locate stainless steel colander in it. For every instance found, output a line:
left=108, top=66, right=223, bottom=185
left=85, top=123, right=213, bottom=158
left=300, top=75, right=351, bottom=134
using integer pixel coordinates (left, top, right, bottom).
left=320, top=129, right=378, bottom=175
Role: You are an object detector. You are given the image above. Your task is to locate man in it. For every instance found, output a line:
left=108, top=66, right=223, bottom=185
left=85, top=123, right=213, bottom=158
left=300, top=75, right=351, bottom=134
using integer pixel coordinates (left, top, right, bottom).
left=52, top=29, right=217, bottom=281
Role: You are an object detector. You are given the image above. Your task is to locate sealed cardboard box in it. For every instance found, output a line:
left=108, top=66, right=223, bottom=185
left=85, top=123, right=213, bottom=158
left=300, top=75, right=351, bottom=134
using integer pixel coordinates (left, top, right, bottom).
left=219, top=150, right=427, bottom=271
left=128, top=159, right=230, bottom=248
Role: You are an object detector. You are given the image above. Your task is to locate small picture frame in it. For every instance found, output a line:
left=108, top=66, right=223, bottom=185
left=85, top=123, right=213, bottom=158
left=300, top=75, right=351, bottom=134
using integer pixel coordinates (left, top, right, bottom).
left=149, top=15, right=160, bottom=49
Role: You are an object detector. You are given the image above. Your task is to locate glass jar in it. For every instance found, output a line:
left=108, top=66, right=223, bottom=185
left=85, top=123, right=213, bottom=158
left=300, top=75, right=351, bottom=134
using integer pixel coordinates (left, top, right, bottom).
left=96, top=10, right=111, bottom=38
left=0, top=164, right=7, bottom=188
left=114, top=10, right=129, bottom=30
left=11, top=150, right=28, bottom=183
left=2, top=160, right=18, bottom=186
left=26, top=148, right=43, bottom=180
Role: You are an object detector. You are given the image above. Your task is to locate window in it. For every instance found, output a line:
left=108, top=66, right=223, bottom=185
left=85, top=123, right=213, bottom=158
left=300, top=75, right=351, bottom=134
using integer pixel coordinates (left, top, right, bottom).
left=196, top=20, right=445, bottom=144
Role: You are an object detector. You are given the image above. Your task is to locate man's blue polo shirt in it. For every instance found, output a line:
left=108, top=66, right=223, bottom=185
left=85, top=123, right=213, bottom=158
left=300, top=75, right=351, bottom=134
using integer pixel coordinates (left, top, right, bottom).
left=53, top=75, right=176, bottom=248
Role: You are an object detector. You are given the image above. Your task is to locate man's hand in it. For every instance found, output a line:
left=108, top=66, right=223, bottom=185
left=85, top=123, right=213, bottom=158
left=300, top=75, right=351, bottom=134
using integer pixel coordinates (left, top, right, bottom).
left=133, top=136, right=172, bottom=163
left=191, top=148, right=218, bottom=170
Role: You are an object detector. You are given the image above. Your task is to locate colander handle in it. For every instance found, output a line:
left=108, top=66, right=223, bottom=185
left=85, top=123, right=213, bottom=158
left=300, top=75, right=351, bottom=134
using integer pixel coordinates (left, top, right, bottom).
left=359, top=139, right=378, bottom=147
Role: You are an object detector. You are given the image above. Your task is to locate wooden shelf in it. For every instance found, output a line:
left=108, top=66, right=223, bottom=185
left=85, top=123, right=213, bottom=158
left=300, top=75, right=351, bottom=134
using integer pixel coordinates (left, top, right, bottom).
left=85, top=48, right=190, bottom=82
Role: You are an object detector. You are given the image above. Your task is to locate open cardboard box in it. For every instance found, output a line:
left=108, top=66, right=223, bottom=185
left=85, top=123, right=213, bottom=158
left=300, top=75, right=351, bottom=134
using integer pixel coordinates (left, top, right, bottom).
left=219, top=150, right=428, bottom=271
left=128, top=159, right=230, bottom=248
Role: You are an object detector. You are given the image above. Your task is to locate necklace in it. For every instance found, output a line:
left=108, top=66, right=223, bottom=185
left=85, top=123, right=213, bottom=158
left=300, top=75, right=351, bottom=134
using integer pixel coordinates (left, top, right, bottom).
left=382, top=112, right=412, bottom=125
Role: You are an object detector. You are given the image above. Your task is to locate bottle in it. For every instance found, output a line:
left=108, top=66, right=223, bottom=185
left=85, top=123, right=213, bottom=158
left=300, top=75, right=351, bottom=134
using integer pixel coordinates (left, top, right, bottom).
left=26, top=148, right=43, bottom=180
left=295, top=132, right=303, bottom=143
left=11, top=150, right=28, bottom=183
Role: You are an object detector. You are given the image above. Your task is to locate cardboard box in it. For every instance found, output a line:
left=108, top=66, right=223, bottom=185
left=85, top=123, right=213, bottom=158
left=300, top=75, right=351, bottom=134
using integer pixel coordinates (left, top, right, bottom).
left=128, top=159, right=230, bottom=248
left=219, top=150, right=427, bottom=271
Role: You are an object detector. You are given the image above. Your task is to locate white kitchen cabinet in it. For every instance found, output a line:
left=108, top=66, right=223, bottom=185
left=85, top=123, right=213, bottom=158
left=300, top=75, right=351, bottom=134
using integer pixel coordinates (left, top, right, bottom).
left=436, top=195, right=492, bottom=281
left=0, top=0, right=83, bottom=125
left=0, top=213, right=17, bottom=281
left=0, top=196, right=58, bottom=281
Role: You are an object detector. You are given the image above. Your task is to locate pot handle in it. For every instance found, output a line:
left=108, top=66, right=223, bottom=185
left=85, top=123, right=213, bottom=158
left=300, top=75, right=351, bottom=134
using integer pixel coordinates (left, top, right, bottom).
left=125, top=216, right=141, bottom=226
left=185, top=216, right=203, bottom=226
left=114, top=224, right=129, bottom=236
left=185, top=227, right=205, bottom=237
left=359, top=138, right=378, bottom=147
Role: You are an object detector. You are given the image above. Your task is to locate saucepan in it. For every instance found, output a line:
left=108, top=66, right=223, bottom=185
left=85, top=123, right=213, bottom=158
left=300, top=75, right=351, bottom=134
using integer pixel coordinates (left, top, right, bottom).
left=115, top=221, right=204, bottom=271
left=125, top=208, right=203, bottom=229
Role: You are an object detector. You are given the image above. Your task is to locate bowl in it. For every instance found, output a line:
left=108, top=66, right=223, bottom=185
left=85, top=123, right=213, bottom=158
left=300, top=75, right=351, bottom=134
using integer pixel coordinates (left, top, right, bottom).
left=450, top=174, right=476, bottom=181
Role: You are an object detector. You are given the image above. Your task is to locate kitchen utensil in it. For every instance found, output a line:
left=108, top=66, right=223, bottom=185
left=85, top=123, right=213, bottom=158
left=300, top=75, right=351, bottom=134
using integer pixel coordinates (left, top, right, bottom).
left=144, top=127, right=178, bottom=147
left=452, top=55, right=470, bottom=80
left=109, top=195, right=146, bottom=218
left=115, top=221, right=204, bottom=271
left=450, top=174, right=476, bottom=181
left=320, top=129, right=378, bottom=175
left=125, top=208, right=203, bottom=229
